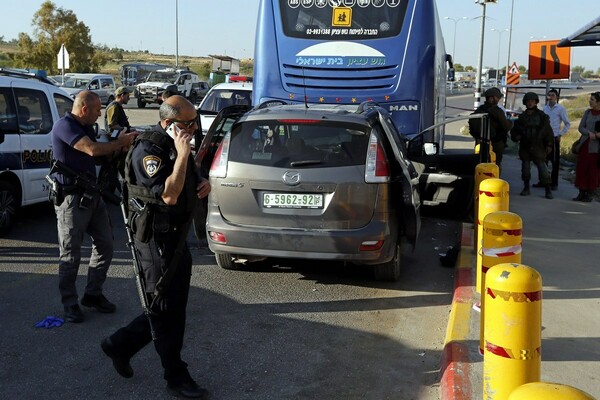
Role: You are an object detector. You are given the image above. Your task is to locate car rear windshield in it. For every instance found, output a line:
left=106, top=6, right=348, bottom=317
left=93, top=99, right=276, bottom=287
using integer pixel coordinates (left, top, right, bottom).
left=229, top=119, right=369, bottom=168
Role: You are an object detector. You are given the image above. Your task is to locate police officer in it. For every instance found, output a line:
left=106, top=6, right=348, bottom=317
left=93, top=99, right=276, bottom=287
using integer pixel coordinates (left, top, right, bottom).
left=51, top=90, right=137, bottom=323
left=469, top=87, right=513, bottom=170
left=511, top=92, right=555, bottom=199
left=100, top=95, right=210, bottom=399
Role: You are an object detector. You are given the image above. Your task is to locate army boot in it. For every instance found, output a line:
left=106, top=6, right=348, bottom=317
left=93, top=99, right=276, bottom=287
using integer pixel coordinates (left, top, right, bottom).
left=572, top=190, right=585, bottom=201
left=520, top=180, right=530, bottom=196
left=545, top=185, right=553, bottom=199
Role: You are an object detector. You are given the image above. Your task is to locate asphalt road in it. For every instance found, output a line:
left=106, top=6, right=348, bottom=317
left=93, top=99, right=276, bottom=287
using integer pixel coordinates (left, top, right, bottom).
left=1, top=98, right=471, bottom=399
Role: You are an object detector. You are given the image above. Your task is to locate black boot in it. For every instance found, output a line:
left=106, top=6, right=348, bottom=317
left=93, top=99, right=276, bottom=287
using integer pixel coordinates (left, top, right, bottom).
left=545, top=186, right=553, bottom=199
left=520, top=180, right=530, bottom=196
left=572, top=190, right=585, bottom=201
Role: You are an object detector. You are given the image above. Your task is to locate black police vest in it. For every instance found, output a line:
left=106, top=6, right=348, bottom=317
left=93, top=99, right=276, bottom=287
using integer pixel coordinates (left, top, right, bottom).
left=124, top=130, right=196, bottom=215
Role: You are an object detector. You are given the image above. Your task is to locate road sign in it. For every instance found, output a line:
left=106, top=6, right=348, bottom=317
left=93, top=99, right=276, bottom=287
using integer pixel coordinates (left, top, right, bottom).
left=506, top=62, right=520, bottom=85
left=528, top=40, right=570, bottom=80
left=57, top=44, right=70, bottom=70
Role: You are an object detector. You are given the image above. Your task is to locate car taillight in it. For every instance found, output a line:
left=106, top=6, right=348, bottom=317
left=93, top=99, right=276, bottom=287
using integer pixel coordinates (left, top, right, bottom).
left=364, top=133, right=390, bottom=183
left=209, top=132, right=231, bottom=178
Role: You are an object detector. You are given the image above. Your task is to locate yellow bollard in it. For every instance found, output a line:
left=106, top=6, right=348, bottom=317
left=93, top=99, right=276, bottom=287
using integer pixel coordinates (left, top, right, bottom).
left=508, top=382, right=596, bottom=400
left=476, top=178, right=509, bottom=293
left=480, top=212, right=522, bottom=354
left=483, top=263, right=542, bottom=400
left=474, top=163, right=500, bottom=252
left=475, top=143, right=497, bottom=164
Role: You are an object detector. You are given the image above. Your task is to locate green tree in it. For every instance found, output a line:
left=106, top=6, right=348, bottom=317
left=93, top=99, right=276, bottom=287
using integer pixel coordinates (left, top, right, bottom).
left=14, top=1, right=106, bottom=73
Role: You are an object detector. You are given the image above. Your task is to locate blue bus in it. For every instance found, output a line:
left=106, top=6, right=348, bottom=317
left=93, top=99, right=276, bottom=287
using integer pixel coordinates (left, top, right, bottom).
left=253, top=0, right=453, bottom=140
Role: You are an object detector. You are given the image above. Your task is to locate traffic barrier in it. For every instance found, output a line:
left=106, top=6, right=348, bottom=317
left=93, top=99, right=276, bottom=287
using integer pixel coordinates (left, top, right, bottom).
left=474, top=163, right=500, bottom=252
left=508, top=382, right=596, bottom=399
left=476, top=178, right=509, bottom=294
left=483, top=263, right=542, bottom=400
left=480, top=212, right=522, bottom=354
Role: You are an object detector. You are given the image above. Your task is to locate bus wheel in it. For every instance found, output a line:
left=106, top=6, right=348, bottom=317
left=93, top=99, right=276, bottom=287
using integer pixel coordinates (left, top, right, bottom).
left=215, top=252, right=240, bottom=270
left=0, top=182, right=17, bottom=235
left=373, top=240, right=402, bottom=282
left=137, top=99, right=146, bottom=108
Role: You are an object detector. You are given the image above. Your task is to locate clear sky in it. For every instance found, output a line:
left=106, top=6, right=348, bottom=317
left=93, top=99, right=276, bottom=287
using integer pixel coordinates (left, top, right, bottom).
left=2, top=0, right=598, bottom=71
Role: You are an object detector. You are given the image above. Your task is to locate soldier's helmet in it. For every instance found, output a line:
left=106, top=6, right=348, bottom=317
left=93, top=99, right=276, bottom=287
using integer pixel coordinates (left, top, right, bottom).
left=522, top=92, right=540, bottom=105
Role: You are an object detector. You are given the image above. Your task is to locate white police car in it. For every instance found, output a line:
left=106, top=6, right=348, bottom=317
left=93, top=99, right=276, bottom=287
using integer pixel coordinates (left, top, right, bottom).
left=0, top=68, right=73, bottom=234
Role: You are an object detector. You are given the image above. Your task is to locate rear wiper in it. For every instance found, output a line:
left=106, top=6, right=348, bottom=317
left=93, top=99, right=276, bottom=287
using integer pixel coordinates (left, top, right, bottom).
left=290, top=160, right=322, bottom=167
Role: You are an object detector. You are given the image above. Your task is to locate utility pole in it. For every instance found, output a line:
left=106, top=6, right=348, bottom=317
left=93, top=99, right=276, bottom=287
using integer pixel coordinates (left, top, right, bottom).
left=474, top=0, right=498, bottom=109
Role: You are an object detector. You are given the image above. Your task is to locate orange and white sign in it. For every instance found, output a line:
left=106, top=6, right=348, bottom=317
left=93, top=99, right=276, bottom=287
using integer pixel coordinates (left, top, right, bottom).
left=528, top=40, right=570, bottom=80
left=506, top=62, right=520, bottom=85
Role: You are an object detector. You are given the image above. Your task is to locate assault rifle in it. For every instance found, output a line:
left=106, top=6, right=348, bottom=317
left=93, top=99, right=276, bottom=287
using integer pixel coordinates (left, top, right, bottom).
left=49, top=160, right=121, bottom=205
left=121, top=186, right=157, bottom=340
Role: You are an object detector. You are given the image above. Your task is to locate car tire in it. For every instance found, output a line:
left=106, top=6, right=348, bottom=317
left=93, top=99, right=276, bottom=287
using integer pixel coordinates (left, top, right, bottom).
left=137, top=98, right=146, bottom=108
left=0, top=182, right=18, bottom=235
left=373, top=240, right=402, bottom=282
left=215, top=252, right=240, bottom=270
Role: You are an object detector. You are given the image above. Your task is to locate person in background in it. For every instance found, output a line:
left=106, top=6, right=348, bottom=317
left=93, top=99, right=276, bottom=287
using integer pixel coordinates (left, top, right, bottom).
left=572, top=92, right=600, bottom=202
left=105, top=86, right=132, bottom=132
left=510, top=92, right=555, bottom=199
left=468, top=87, right=513, bottom=170
left=50, top=91, right=137, bottom=323
left=542, top=89, right=571, bottom=190
left=101, top=96, right=210, bottom=399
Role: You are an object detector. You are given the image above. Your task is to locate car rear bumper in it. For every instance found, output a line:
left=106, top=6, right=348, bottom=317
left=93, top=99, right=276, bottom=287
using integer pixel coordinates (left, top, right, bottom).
left=206, top=209, right=398, bottom=264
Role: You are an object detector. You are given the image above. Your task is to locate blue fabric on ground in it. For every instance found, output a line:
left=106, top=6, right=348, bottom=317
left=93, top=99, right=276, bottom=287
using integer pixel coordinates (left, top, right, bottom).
left=35, top=316, right=65, bottom=329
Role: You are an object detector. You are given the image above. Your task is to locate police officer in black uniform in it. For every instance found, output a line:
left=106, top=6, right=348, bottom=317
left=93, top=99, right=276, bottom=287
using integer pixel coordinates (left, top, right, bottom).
left=100, top=95, right=211, bottom=399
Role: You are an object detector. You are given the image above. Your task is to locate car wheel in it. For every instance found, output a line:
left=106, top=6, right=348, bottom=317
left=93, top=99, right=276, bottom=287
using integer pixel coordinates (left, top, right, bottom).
left=373, top=240, right=402, bottom=282
left=137, top=98, right=146, bottom=108
left=215, top=252, right=240, bottom=270
left=0, top=182, right=18, bottom=235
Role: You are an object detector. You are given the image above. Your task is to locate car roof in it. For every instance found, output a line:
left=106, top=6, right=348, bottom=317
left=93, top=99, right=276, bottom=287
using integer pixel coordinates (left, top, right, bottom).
left=210, top=82, right=253, bottom=91
left=64, top=73, right=113, bottom=79
left=240, top=103, right=374, bottom=125
left=0, top=75, right=71, bottom=96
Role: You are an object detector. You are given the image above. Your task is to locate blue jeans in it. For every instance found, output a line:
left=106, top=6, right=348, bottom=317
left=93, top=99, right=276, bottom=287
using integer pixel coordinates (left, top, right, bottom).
left=55, top=192, right=114, bottom=306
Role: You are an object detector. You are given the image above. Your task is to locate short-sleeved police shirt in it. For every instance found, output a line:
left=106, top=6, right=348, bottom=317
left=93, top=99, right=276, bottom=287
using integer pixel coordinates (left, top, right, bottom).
left=51, top=112, right=97, bottom=184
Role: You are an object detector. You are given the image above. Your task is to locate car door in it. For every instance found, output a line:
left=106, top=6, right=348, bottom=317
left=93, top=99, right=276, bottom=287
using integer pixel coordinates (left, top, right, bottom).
left=12, top=84, right=54, bottom=205
left=406, top=115, right=483, bottom=221
left=371, top=108, right=421, bottom=246
left=192, top=104, right=251, bottom=240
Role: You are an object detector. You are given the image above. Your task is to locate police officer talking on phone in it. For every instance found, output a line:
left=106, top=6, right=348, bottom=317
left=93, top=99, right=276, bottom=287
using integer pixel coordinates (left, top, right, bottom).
left=51, top=91, right=138, bottom=323
left=101, top=95, right=211, bottom=399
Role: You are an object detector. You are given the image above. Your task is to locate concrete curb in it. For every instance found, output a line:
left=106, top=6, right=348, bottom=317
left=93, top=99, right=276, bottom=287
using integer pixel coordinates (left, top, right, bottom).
left=440, top=223, right=475, bottom=400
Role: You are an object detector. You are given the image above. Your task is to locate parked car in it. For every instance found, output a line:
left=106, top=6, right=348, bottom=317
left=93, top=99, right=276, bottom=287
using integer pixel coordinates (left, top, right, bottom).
left=0, top=68, right=74, bottom=234
left=61, top=73, right=116, bottom=105
left=197, top=102, right=477, bottom=281
left=135, top=68, right=207, bottom=107
left=195, top=82, right=252, bottom=135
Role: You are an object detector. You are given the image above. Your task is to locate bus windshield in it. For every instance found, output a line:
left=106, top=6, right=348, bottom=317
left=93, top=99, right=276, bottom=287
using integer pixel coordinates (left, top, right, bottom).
left=280, top=0, right=407, bottom=40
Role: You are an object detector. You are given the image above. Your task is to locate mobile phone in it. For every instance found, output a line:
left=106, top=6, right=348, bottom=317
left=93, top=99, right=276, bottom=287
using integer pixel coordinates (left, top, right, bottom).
left=111, top=129, right=121, bottom=138
left=166, top=123, right=181, bottom=139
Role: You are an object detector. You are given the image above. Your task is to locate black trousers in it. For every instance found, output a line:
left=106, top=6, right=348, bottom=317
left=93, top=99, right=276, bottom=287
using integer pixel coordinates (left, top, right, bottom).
left=109, top=236, right=193, bottom=385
